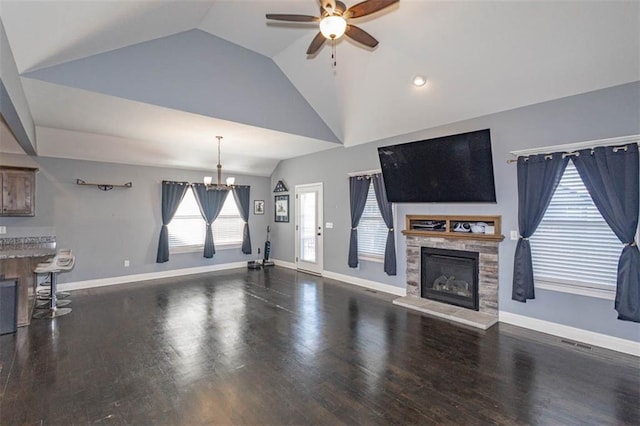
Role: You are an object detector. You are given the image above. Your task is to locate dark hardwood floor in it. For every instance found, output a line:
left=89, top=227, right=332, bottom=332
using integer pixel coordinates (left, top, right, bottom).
left=1, top=267, right=638, bottom=425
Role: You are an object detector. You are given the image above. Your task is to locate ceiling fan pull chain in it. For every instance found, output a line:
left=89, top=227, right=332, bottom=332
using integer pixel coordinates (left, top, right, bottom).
left=331, top=39, right=337, bottom=68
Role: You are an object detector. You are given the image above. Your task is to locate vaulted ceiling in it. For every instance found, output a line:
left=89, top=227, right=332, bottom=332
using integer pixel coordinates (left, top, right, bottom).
left=1, top=0, right=638, bottom=176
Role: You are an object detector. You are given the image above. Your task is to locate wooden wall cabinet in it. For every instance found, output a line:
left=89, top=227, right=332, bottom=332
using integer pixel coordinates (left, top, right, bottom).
left=0, top=166, right=37, bottom=217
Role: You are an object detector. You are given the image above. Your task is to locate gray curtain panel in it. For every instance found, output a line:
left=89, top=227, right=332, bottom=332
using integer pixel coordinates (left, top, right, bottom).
left=573, top=144, right=640, bottom=322
left=156, top=181, right=189, bottom=263
left=513, top=152, right=569, bottom=302
left=192, top=183, right=229, bottom=258
left=372, top=173, right=396, bottom=276
left=232, top=186, right=252, bottom=254
left=348, top=176, right=371, bottom=268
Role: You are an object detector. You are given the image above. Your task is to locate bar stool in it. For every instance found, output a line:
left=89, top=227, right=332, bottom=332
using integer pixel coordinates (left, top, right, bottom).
left=32, top=254, right=75, bottom=319
left=36, top=249, right=72, bottom=302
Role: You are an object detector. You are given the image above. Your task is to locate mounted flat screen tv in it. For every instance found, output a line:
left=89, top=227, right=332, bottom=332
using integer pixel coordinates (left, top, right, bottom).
left=377, top=129, right=497, bottom=203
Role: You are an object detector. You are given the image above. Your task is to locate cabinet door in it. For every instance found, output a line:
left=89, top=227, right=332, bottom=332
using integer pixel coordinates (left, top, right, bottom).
left=1, top=170, right=35, bottom=216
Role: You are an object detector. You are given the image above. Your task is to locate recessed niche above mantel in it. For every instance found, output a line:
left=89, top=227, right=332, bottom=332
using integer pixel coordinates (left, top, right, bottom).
left=402, top=215, right=505, bottom=242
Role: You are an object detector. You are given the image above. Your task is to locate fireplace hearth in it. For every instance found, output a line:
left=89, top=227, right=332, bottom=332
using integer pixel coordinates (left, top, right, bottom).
left=421, top=247, right=479, bottom=311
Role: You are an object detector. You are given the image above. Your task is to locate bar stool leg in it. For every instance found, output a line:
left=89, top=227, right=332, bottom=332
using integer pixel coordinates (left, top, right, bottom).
left=33, top=271, right=72, bottom=319
left=36, top=272, right=70, bottom=300
left=35, top=271, right=71, bottom=309
left=50, top=272, right=57, bottom=309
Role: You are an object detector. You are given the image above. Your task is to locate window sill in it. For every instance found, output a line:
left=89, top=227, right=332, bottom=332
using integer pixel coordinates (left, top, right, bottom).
left=358, top=254, right=384, bottom=264
left=170, top=242, right=242, bottom=254
left=535, top=279, right=615, bottom=301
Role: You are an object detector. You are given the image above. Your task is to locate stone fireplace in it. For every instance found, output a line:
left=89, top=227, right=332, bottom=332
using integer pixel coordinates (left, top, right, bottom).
left=393, top=215, right=503, bottom=329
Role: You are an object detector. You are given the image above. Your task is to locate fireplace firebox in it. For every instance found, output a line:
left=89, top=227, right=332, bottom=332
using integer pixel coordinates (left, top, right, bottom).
left=421, top=247, right=479, bottom=311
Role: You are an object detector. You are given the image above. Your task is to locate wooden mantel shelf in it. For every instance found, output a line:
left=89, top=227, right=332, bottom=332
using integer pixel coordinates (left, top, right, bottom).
left=402, top=214, right=505, bottom=242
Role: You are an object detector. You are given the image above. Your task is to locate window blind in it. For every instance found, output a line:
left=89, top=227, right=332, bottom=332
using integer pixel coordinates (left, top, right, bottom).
left=358, top=186, right=388, bottom=258
left=530, top=162, right=620, bottom=287
left=169, top=189, right=243, bottom=248
left=212, top=196, right=244, bottom=245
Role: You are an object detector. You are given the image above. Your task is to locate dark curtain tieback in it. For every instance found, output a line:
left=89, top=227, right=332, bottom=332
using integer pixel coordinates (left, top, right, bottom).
left=625, top=241, right=638, bottom=247
left=352, top=227, right=357, bottom=230
left=520, top=237, right=529, bottom=240
left=389, top=228, right=394, bottom=232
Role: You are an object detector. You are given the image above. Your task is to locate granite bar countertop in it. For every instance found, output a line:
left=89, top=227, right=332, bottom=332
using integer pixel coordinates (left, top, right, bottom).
left=0, top=236, right=57, bottom=259
left=0, top=247, right=57, bottom=259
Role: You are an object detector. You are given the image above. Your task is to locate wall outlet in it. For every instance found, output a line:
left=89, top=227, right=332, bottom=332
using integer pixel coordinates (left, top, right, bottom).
left=124, top=260, right=130, bottom=267
left=510, top=230, right=519, bottom=240
left=0, top=226, right=6, bottom=234
left=325, top=222, right=333, bottom=229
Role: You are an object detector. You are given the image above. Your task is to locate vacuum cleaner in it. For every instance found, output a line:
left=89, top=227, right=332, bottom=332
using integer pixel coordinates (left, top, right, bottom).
left=262, top=225, right=274, bottom=267
left=248, top=225, right=275, bottom=269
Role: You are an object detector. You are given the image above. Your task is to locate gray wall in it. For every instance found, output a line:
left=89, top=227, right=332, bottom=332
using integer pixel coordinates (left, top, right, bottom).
left=0, top=155, right=270, bottom=283
left=270, top=81, right=640, bottom=342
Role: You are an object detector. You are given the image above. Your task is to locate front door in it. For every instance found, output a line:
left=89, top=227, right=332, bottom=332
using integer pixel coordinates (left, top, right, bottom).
left=295, top=183, right=323, bottom=275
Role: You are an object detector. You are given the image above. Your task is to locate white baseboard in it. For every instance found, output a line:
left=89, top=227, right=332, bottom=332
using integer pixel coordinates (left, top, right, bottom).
left=499, top=311, right=640, bottom=357
left=273, top=259, right=296, bottom=270
left=58, top=261, right=248, bottom=291
left=272, top=259, right=406, bottom=297
left=322, top=270, right=406, bottom=297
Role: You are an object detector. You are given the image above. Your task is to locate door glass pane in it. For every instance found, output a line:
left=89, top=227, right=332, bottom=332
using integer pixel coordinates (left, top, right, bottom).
left=300, top=192, right=317, bottom=262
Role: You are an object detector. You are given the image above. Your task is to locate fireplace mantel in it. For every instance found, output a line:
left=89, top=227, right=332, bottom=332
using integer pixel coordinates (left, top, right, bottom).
left=402, top=214, right=505, bottom=242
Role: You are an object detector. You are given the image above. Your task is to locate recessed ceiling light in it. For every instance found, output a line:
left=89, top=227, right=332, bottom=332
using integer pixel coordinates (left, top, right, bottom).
left=413, top=76, right=427, bottom=87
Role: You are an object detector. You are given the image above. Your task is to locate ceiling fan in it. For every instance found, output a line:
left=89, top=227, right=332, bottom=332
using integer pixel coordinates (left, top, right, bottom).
left=266, top=0, right=399, bottom=55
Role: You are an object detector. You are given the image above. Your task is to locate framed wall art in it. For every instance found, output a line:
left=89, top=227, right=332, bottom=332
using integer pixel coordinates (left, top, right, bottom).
left=274, top=195, right=289, bottom=222
left=254, top=200, right=265, bottom=215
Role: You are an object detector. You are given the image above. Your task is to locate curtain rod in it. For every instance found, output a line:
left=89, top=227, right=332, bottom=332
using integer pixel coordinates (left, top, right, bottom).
left=160, top=181, right=249, bottom=187
left=506, top=141, right=638, bottom=164
left=347, top=169, right=381, bottom=178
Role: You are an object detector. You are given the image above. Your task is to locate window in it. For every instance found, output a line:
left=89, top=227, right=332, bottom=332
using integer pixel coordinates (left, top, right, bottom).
left=212, top=193, right=245, bottom=245
left=168, top=188, right=202, bottom=248
left=358, top=185, right=388, bottom=261
left=168, top=189, right=244, bottom=251
left=529, top=161, right=620, bottom=296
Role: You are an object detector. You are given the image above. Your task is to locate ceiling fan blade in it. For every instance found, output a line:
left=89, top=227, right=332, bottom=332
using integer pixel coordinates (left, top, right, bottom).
left=306, top=32, right=326, bottom=55
left=346, top=0, right=398, bottom=19
left=345, top=25, right=379, bottom=48
left=265, top=14, right=319, bottom=22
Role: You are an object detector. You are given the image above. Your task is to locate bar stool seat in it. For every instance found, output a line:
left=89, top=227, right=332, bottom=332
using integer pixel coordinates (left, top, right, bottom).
left=33, top=253, right=75, bottom=319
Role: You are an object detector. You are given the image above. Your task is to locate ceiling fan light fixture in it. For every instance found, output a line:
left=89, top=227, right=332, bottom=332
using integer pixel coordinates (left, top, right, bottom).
left=320, top=15, right=347, bottom=40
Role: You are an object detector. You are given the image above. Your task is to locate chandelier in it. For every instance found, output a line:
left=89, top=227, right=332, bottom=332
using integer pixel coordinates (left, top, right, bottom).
left=204, top=136, right=235, bottom=190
